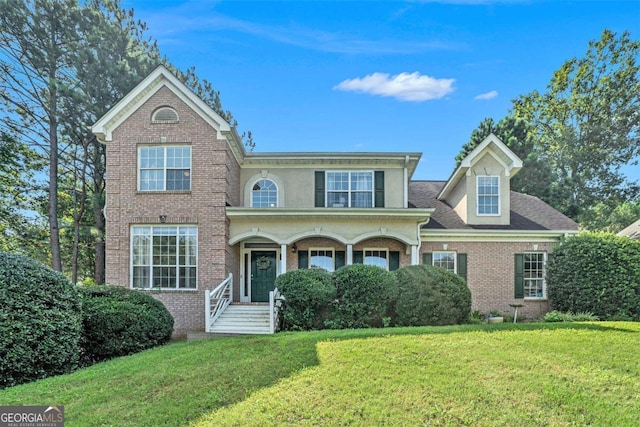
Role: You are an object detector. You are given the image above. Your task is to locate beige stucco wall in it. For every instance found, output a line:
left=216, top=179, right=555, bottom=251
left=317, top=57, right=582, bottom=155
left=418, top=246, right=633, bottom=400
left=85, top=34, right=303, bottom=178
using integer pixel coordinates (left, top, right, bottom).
left=240, top=167, right=405, bottom=208
left=465, top=153, right=511, bottom=225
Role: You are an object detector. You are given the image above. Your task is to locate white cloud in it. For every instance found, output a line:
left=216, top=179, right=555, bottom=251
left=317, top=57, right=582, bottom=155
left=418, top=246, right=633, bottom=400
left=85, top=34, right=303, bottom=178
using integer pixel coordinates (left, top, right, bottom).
left=333, top=72, right=455, bottom=102
left=474, top=90, right=498, bottom=100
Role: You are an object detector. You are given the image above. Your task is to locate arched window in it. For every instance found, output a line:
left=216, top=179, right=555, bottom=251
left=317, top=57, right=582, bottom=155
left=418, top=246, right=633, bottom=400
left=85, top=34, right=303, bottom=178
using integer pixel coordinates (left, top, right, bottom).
left=252, top=179, right=277, bottom=207
left=152, top=106, right=179, bottom=122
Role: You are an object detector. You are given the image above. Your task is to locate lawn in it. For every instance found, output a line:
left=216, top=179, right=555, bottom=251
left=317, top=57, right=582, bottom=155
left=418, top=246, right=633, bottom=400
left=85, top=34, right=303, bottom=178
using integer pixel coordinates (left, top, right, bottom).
left=1, top=322, right=639, bottom=426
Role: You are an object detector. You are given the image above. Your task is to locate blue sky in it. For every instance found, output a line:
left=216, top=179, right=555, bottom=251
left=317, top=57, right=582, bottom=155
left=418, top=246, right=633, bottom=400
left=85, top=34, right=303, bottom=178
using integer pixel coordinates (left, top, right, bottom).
left=123, top=0, right=640, bottom=182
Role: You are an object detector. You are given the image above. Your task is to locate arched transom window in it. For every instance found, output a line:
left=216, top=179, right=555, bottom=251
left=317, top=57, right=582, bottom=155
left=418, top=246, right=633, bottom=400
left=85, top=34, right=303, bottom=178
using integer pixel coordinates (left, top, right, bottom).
left=252, top=179, right=277, bottom=207
left=152, top=106, right=179, bottom=122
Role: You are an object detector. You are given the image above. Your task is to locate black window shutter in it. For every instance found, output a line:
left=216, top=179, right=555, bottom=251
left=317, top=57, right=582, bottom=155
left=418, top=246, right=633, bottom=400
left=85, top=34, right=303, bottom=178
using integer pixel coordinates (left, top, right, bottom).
left=457, top=253, right=467, bottom=282
left=389, top=251, right=400, bottom=271
left=422, top=252, right=433, bottom=265
left=298, top=251, right=309, bottom=269
left=315, top=171, right=325, bottom=207
left=374, top=171, right=385, bottom=207
left=335, top=251, right=345, bottom=269
left=353, top=251, right=363, bottom=264
left=514, top=253, right=524, bottom=299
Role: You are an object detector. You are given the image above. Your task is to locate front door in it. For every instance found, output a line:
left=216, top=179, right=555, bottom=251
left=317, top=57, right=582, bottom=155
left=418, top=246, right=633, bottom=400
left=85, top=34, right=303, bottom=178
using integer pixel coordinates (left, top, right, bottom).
left=250, top=251, right=277, bottom=302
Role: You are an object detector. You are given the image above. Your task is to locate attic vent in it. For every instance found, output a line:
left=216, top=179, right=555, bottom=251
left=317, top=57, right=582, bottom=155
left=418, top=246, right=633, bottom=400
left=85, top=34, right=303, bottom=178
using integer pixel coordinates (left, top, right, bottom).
left=152, top=107, right=178, bottom=123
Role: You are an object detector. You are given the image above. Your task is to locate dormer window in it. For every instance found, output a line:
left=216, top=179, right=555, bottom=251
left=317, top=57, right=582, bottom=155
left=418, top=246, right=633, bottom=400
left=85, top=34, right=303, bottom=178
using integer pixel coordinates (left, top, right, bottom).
left=477, top=176, right=499, bottom=215
left=152, top=107, right=179, bottom=123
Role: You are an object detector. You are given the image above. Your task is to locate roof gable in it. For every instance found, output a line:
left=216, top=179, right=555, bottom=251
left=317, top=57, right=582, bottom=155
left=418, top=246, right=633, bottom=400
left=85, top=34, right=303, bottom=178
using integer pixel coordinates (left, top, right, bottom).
left=438, top=133, right=523, bottom=200
left=91, top=65, right=245, bottom=160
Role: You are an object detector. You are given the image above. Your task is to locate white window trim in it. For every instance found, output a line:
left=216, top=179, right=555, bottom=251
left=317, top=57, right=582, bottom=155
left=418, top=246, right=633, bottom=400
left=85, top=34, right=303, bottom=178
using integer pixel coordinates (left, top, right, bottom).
left=326, top=170, right=374, bottom=208
left=309, top=247, right=335, bottom=272
left=130, top=225, right=198, bottom=290
left=363, top=247, right=389, bottom=270
left=432, top=251, right=457, bottom=274
left=250, top=179, right=279, bottom=208
left=137, top=145, right=192, bottom=192
left=476, top=175, right=500, bottom=216
left=523, top=252, right=547, bottom=300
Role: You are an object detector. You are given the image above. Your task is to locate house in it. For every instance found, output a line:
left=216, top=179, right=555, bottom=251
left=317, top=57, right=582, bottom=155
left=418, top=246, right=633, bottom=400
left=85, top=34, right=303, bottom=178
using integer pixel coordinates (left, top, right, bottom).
left=92, top=66, right=579, bottom=337
left=618, top=219, right=640, bottom=240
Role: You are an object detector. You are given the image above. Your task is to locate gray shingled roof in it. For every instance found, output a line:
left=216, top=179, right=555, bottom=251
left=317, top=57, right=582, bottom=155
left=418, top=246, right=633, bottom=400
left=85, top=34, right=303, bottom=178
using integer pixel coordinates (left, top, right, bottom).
left=618, top=219, right=640, bottom=239
left=408, top=181, right=579, bottom=231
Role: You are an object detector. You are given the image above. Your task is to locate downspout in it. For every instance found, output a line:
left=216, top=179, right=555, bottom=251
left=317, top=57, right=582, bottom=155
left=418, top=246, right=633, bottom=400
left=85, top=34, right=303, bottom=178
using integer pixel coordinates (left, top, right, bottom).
left=414, top=217, right=431, bottom=265
left=403, top=155, right=409, bottom=208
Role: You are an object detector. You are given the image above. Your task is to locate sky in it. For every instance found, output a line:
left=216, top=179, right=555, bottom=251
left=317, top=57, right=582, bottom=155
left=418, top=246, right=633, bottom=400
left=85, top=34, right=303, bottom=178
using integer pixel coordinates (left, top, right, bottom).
left=122, top=0, right=640, bottom=182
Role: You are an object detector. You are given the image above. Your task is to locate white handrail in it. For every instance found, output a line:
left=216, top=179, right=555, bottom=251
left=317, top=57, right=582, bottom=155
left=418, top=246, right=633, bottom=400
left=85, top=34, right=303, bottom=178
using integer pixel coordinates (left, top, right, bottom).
left=205, top=273, right=233, bottom=332
left=269, top=287, right=283, bottom=334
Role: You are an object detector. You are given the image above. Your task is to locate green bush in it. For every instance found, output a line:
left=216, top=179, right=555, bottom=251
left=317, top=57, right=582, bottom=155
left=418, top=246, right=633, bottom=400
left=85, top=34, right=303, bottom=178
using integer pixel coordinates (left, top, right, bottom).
left=276, top=269, right=335, bottom=330
left=393, top=265, right=471, bottom=326
left=0, top=251, right=81, bottom=388
left=543, top=310, right=599, bottom=322
left=547, top=233, right=640, bottom=320
left=329, top=264, right=398, bottom=329
left=78, top=286, right=173, bottom=364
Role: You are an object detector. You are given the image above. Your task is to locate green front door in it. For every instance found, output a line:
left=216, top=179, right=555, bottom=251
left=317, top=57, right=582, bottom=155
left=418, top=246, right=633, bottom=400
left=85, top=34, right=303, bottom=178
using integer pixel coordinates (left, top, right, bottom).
left=251, top=251, right=277, bottom=302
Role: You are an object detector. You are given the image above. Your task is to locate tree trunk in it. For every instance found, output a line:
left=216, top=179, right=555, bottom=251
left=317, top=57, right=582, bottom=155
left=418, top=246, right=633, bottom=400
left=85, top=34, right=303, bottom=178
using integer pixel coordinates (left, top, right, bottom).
left=48, top=73, right=62, bottom=272
left=93, top=139, right=106, bottom=285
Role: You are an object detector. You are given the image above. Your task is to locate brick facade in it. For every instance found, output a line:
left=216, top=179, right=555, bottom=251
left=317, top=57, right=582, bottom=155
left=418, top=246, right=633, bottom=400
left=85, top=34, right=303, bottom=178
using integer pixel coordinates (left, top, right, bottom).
left=105, top=86, right=238, bottom=337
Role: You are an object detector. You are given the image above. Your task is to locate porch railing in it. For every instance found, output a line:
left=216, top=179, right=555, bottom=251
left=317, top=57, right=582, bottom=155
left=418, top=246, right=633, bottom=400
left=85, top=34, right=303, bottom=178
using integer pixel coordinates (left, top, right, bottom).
left=269, top=287, right=283, bottom=334
left=205, top=273, right=233, bottom=333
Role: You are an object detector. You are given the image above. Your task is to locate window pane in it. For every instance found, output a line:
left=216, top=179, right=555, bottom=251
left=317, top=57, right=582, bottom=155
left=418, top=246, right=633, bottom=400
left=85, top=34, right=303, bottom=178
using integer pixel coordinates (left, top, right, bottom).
left=132, top=266, right=150, bottom=288
left=327, top=192, right=348, bottom=207
left=140, top=147, right=164, bottom=168
left=140, top=169, right=164, bottom=191
left=179, top=267, right=197, bottom=288
left=351, top=172, right=372, bottom=191
left=166, top=147, right=191, bottom=168
left=252, top=179, right=278, bottom=207
left=365, top=250, right=387, bottom=269
left=310, top=250, right=334, bottom=272
left=433, top=252, right=455, bottom=273
left=327, top=172, right=349, bottom=191
left=351, top=192, right=373, bottom=208
left=166, top=169, right=191, bottom=190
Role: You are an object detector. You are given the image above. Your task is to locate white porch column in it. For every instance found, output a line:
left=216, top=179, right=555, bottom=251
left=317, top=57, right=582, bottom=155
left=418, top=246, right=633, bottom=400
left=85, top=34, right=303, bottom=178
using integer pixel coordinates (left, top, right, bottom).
left=411, top=245, right=419, bottom=265
left=346, top=244, right=353, bottom=265
left=280, top=244, right=287, bottom=274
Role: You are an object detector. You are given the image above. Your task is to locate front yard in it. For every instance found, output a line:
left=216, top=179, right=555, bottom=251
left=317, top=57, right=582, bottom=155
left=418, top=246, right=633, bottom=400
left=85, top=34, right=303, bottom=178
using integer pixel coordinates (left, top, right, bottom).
left=1, top=322, right=639, bottom=426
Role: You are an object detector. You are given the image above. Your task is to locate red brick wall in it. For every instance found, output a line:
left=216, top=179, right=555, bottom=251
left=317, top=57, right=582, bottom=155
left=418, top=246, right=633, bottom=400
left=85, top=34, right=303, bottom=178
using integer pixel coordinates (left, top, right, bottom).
left=105, top=86, right=238, bottom=337
left=421, top=241, right=555, bottom=319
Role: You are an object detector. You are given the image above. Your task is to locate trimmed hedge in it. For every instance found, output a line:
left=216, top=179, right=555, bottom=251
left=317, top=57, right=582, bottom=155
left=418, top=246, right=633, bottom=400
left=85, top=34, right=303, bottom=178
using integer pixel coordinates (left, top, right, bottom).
left=0, top=251, right=81, bottom=388
left=329, top=264, right=398, bottom=329
left=276, top=269, right=335, bottom=330
left=78, top=286, right=174, bottom=364
left=547, top=232, right=640, bottom=320
left=394, top=265, right=471, bottom=326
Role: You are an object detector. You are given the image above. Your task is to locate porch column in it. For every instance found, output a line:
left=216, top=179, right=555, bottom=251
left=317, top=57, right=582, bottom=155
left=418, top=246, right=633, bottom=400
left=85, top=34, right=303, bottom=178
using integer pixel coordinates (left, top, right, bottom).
left=280, top=244, right=287, bottom=274
left=411, top=245, right=419, bottom=265
left=346, top=244, right=353, bottom=265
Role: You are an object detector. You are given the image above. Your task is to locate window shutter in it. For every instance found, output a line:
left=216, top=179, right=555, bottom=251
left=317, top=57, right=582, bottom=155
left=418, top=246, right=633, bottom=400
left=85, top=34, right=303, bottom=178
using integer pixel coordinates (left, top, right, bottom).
left=315, top=171, right=325, bottom=207
left=422, top=252, right=432, bottom=265
left=335, top=251, right=345, bottom=269
left=514, top=253, right=524, bottom=299
left=298, top=251, right=309, bottom=269
left=374, top=171, right=385, bottom=207
left=389, top=251, right=400, bottom=271
left=353, top=251, right=363, bottom=264
left=457, top=253, right=467, bottom=282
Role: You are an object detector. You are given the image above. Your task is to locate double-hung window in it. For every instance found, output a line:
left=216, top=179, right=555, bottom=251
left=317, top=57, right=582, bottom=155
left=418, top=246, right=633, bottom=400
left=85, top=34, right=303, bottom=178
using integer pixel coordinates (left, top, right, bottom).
left=139, top=146, right=191, bottom=191
left=309, top=249, right=335, bottom=272
left=364, top=249, right=388, bottom=269
left=523, top=252, right=545, bottom=298
left=477, top=176, right=499, bottom=215
left=327, top=171, right=373, bottom=208
left=432, top=251, right=456, bottom=273
left=131, top=226, right=197, bottom=289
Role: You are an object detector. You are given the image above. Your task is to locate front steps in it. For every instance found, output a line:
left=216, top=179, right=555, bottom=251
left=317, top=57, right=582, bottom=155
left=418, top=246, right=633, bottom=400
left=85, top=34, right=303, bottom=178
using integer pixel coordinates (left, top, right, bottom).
left=207, top=304, right=272, bottom=335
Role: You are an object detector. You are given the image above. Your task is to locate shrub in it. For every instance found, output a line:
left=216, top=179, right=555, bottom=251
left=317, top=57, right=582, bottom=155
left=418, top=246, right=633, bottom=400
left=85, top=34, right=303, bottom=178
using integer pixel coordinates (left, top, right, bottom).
left=78, top=286, right=174, bottom=364
left=276, top=269, right=335, bottom=330
left=329, top=264, right=398, bottom=329
left=393, top=265, right=471, bottom=326
left=544, top=310, right=599, bottom=322
left=547, top=233, right=640, bottom=320
left=0, top=252, right=81, bottom=388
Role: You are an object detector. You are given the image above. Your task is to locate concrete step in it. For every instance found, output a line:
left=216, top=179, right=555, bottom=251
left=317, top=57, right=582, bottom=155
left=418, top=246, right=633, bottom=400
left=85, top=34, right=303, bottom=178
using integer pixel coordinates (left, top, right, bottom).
left=208, top=304, right=273, bottom=335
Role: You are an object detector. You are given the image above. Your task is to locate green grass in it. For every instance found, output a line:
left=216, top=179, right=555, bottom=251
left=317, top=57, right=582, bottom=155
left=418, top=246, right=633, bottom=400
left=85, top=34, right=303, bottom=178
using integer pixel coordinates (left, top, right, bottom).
left=2, top=322, right=640, bottom=426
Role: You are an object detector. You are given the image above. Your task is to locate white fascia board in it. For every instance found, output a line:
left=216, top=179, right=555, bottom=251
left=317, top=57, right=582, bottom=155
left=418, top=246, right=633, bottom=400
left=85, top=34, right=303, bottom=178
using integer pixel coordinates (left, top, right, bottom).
left=421, top=228, right=579, bottom=242
left=226, top=207, right=434, bottom=221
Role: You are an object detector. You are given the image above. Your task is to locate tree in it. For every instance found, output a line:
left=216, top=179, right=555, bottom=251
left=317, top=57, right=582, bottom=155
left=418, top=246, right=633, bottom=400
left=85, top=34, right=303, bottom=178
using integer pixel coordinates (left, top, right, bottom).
left=512, top=29, right=640, bottom=222
left=454, top=116, right=554, bottom=201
